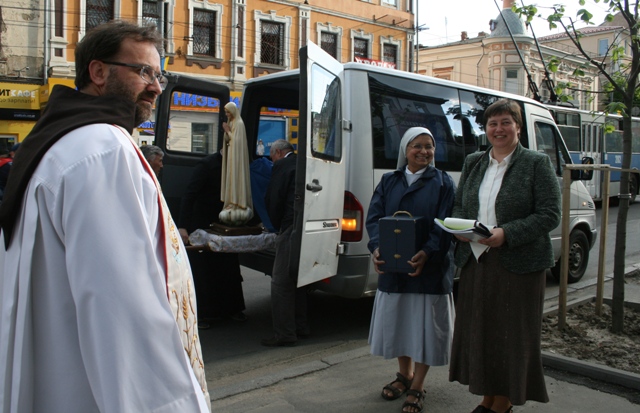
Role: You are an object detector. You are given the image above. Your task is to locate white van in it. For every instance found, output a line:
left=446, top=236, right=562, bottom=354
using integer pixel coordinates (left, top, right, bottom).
left=154, top=43, right=597, bottom=298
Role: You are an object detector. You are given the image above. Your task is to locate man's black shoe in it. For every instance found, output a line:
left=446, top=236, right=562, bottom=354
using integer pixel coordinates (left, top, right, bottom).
left=261, top=336, right=297, bottom=347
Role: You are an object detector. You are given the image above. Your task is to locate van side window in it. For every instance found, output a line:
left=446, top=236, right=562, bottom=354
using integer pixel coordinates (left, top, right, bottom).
left=368, top=73, right=466, bottom=171
left=458, top=91, right=530, bottom=151
left=310, top=64, right=342, bottom=162
left=534, top=122, right=569, bottom=175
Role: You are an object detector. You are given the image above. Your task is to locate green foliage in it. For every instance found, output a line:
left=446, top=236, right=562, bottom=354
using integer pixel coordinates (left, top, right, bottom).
left=603, top=70, right=640, bottom=110
left=514, top=0, right=640, bottom=112
left=607, top=101, right=627, bottom=113
left=577, top=9, right=594, bottom=23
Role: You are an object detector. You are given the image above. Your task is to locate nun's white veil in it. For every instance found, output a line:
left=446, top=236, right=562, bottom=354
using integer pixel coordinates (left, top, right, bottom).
left=396, top=127, right=435, bottom=170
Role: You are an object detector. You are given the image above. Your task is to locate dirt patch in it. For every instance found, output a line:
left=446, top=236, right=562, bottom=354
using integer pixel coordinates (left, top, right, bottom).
left=541, top=271, right=640, bottom=375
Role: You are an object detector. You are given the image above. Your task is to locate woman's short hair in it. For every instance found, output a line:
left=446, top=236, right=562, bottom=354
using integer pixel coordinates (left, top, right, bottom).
left=484, top=99, right=523, bottom=129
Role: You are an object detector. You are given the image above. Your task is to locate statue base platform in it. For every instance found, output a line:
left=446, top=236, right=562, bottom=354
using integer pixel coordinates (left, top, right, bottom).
left=208, top=223, right=264, bottom=236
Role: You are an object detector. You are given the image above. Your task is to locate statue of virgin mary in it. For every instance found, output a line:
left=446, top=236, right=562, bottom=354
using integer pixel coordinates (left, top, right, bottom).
left=219, top=101, right=253, bottom=226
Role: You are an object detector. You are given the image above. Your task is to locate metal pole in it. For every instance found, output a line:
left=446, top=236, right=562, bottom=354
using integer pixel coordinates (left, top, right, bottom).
left=596, top=168, right=611, bottom=315
left=558, top=167, right=572, bottom=330
left=415, top=0, right=419, bottom=73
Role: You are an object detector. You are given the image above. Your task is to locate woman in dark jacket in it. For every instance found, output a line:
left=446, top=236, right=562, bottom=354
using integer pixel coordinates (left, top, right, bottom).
left=448, top=99, right=561, bottom=413
left=366, top=127, right=456, bottom=413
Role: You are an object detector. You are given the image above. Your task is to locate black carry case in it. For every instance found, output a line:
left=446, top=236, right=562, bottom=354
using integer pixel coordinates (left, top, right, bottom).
left=378, top=211, right=426, bottom=273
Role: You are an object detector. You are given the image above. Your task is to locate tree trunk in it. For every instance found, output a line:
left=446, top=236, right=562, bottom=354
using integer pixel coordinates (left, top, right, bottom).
left=611, top=110, right=634, bottom=333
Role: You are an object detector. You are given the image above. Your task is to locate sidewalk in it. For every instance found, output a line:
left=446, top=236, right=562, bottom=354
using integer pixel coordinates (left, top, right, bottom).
left=209, top=267, right=640, bottom=412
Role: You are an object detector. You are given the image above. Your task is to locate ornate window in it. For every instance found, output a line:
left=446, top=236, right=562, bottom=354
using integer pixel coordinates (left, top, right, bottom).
left=261, top=21, right=285, bottom=65
left=193, top=9, right=216, bottom=57
left=253, top=10, right=291, bottom=73
left=86, top=0, right=114, bottom=31
left=141, top=0, right=170, bottom=52
left=380, top=35, right=401, bottom=69
left=316, top=22, right=342, bottom=62
left=354, top=38, right=368, bottom=58
left=186, top=0, right=223, bottom=67
left=350, top=29, right=372, bottom=62
left=383, top=44, right=397, bottom=65
left=321, top=32, right=338, bottom=58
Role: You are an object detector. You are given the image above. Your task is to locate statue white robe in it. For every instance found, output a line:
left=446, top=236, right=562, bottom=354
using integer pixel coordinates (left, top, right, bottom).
left=220, top=102, right=253, bottom=226
left=0, top=124, right=209, bottom=413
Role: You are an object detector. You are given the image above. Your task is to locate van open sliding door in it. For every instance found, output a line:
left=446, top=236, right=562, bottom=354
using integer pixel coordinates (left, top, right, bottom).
left=291, top=42, right=346, bottom=287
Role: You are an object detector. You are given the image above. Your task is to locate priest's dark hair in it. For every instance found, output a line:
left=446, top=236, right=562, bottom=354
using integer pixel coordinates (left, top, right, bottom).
left=75, top=20, right=163, bottom=90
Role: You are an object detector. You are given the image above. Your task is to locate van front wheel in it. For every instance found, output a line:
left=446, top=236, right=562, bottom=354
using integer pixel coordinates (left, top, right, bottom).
left=551, top=230, right=590, bottom=284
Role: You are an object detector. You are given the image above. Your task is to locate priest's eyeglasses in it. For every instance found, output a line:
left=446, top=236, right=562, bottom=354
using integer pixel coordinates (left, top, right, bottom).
left=101, top=61, right=168, bottom=90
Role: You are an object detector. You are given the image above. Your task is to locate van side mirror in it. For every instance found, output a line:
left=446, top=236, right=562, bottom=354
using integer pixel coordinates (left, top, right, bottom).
left=571, top=157, right=594, bottom=181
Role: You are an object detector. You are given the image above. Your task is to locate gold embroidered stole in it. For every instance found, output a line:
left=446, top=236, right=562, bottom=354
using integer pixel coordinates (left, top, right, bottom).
left=123, top=130, right=210, bottom=407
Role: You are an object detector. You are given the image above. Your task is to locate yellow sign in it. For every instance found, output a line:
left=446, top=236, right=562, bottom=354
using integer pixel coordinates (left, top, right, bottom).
left=0, top=83, right=40, bottom=110
left=39, top=78, right=76, bottom=106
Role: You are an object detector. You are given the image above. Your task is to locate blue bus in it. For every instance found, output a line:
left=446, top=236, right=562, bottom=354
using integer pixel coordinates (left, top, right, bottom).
left=548, top=105, right=640, bottom=203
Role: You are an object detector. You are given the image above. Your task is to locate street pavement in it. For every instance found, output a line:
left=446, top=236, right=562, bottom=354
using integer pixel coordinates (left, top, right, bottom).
left=207, top=264, right=640, bottom=413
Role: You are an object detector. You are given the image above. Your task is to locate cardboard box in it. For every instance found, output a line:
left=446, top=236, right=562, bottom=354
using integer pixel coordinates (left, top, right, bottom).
left=378, top=212, right=426, bottom=273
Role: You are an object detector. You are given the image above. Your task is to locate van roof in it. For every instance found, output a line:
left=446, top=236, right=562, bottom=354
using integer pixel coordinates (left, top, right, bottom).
left=244, top=63, right=550, bottom=112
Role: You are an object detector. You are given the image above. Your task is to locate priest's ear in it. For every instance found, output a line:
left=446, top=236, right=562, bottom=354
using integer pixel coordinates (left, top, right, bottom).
left=87, top=60, right=110, bottom=89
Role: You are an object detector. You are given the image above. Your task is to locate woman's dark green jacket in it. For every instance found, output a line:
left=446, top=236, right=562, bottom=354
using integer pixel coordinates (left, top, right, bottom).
left=452, top=144, right=561, bottom=273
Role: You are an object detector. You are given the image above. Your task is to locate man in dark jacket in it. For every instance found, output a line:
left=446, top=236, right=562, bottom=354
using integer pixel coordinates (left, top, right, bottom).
left=178, top=152, right=247, bottom=327
left=262, top=139, right=309, bottom=346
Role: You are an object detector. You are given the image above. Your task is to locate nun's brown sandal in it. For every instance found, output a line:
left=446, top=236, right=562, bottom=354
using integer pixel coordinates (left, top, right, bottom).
left=381, top=372, right=413, bottom=401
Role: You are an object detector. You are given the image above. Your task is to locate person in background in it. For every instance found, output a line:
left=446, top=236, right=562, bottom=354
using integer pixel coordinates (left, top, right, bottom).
left=256, top=139, right=265, bottom=156
left=366, top=127, right=456, bottom=413
left=261, top=139, right=309, bottom=347
left=9, top=143, right=20, bottom=158
left=449, top=99, right=561, bottom=413
left=140, top=144, right=164, bottom=177
left=0, top=20, right=210, bottom=412
left=178, top=152, right=247, bottom=328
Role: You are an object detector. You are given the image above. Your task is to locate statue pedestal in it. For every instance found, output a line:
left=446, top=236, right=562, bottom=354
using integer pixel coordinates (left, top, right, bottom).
left=208, top=222, right=264, bottom=236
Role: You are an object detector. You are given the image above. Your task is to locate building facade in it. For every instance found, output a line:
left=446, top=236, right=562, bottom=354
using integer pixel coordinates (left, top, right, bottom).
left=0, top=0, right=415, bottom=143
left=417, top=0, right=602, bottom=111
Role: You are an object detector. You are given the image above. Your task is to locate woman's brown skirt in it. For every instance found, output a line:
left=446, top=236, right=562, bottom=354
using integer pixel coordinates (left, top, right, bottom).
left=449, top=249, right=549, bottom=405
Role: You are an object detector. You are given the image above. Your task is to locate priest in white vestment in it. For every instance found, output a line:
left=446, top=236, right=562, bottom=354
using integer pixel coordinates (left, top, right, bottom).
left=0, top=21, right=210, bottom=413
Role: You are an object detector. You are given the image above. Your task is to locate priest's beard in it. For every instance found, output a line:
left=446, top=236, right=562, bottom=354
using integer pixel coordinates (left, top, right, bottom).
left=104, top=72, right=156, bottom=127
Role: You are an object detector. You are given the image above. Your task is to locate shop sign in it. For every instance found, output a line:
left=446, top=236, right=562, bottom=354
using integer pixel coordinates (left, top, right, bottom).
left=0, top=83, right=40, bottom=110
left=169, top=90, right=242, bottom=112
left=354, top=57, right=396, bottom=69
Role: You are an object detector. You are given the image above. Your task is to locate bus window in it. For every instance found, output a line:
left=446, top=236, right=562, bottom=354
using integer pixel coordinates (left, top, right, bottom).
left=605, top=130, right=623, bottom=153
left=535, top=122, right=568, bottom=175
left=633, top=120, right=640, bottom=153
left=555, top=112, right=581, bottom=152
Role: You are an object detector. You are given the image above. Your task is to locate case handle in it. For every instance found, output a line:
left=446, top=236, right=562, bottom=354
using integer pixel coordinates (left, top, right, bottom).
left=392, top=211, right=413, bottom=218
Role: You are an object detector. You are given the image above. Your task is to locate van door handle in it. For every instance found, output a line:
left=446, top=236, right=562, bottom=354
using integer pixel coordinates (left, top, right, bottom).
left=306, top=179, right=323, bottom=192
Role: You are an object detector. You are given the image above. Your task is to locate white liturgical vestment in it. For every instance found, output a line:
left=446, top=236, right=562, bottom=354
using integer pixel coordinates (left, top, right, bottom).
left=0, top=124, right=210, bottom=412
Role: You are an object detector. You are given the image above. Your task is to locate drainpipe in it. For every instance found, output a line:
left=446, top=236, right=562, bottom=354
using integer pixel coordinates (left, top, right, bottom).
left=476, top=40, right=486, bottom=87
left=158, top=1, right=165, bottom=60
left=43, top=0, right=49, bottom=83
left=230, top=1, right=236, bottom=89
